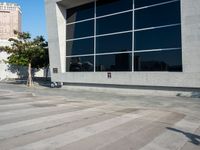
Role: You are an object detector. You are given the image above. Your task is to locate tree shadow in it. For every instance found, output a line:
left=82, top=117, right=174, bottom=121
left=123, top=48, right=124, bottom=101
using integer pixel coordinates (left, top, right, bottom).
left=32, top=77, right=51, bottom=88
left=191, top=92, right=200, bottom=98
left=167, top=127, right=200, bottom=145
left=6, top=65, right=51, bottom=87
left=7, top=65, right=28, bottom=79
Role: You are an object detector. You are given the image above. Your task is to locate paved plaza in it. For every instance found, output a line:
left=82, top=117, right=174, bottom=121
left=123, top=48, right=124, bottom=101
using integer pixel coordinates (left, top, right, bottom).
left=0, top=83, right=199, bottom=150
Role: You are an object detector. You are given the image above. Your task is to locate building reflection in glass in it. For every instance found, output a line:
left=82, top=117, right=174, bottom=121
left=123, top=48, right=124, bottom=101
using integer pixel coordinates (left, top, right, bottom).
left=134, top=50, right=182, bottom=72
left=66, top=56, right=94, bottom=72
left=96, top=53, right=132, bottom=71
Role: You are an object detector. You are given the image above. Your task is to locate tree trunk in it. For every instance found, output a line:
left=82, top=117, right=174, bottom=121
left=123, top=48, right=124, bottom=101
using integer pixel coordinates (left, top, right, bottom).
left=45, top=66, right=49, bottom=81
left=27, top=63, right=33, bottom=87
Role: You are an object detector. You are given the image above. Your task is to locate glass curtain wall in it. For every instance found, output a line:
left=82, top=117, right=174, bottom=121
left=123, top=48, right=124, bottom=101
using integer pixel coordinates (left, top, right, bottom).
left=66, top=0, right=182, bottom=72
left=134, top=0, right=182, bottom=71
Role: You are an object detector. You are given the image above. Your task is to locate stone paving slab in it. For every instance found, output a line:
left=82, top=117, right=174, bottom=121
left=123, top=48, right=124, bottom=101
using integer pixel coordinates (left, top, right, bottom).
left=0, top=86, right=199, bottom=150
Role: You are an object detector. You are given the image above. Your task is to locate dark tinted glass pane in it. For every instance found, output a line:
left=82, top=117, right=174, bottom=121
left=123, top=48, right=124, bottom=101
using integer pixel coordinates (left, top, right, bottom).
left=96, top=53, right=132, bottom=71
left=96, top=12, right=132, bottom=35
left=135, top=0, right=174, bottom=8
left=96, top=0, right=132, bottom=17
left=66, top=38, right=94, bottom=56
left=135, top=2, right=180, bottom=29
left=66, top=20, right=94, bottom=39
left=66, top=56, right=94, bottom=72
left=96, top=32, right=132, bottom=53
left=134, top=50, right=182, bottom=71
left=67, top=2, right=94, bottom=23
left=135, top=25, right=181, bottom=50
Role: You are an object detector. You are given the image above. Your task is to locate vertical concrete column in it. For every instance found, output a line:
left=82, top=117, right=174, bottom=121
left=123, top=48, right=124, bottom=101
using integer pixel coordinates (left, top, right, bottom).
left=56, top=4, right=66, bottom=73
left=45, top=0, right=66, bottom=81
left=181, top=0, right=200, bottom=73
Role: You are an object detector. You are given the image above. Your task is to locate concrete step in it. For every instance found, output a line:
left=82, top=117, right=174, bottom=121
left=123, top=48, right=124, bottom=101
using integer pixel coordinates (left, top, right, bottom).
left=62, top=85, right=200, bottom=98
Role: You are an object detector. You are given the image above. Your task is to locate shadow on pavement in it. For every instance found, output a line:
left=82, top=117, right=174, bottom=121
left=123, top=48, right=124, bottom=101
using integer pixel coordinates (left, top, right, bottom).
left=1, top=77, right=51, bottom=88
left=167, top=127, right=200, bottom=145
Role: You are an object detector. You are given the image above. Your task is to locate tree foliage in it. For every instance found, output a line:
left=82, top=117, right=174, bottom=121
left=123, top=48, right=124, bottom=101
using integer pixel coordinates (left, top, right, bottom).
left=0, top=31, right=49, bottom=87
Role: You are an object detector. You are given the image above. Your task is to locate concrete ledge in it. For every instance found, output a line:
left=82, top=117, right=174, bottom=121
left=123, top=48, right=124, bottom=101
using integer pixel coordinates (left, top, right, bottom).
left=62, top=85, right=200, bottom=98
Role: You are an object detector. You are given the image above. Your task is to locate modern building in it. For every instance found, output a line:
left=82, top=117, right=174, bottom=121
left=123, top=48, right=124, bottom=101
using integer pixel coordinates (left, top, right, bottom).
left=0, top=2, right=21, bottom=40
left=45, top=0, right=200, bottom=88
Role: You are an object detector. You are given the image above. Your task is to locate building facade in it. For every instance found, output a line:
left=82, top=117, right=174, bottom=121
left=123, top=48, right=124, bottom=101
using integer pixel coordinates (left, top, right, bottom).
left=0, top=2, right=21, bottom=40
left=0, top=3, right=22, bottom=80
left=45, top=0, right=200, bottom=88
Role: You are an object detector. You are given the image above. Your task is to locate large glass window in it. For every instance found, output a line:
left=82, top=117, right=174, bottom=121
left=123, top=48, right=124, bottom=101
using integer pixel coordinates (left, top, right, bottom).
left=135, top=26, right=181, bottom=51
left=67, top=2, right=94, bottom=23
left=65, top=0, right=182, bottom=72
left=135, top=1, right=180, bottom=29
left=96, top=53, right=132, bottom=71
left=66, top=38, right=94, bottom=56
left=96, top=0, right=132, bottom=17
left=134, top=50, right=182, bottom=71
left=96, top=12, right=132, bottom=35
left=135, top=0, right=173, bottom=8
left=66, top=20, right=94, bottom=39
left=96, top=32, right=132, bottom=54
left=66, top=56, right=94, bottom=72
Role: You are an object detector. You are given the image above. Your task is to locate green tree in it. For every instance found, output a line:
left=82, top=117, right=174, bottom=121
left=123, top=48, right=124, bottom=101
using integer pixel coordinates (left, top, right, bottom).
left=0, top=31, right=49, bottom=87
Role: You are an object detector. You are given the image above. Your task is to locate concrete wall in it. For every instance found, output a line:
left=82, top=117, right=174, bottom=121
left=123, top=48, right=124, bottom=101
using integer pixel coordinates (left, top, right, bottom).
left=45, top=0, right=200, bottom=88
left=181, top=0, right=200, bottom=73
left=0, top=51, right=18, bottom=80
left=0, top=40, right=16, bottom=80
left=45, top=0, right=64, bottom=76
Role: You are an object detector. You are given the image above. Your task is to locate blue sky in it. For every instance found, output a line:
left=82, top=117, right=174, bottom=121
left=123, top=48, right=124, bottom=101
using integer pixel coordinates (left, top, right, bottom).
left=0, top=0, right=47, bottom=39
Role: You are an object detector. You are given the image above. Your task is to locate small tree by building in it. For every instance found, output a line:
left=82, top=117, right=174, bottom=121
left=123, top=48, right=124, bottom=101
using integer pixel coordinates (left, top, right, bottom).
left=0, top=31, right=49, bottom=87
